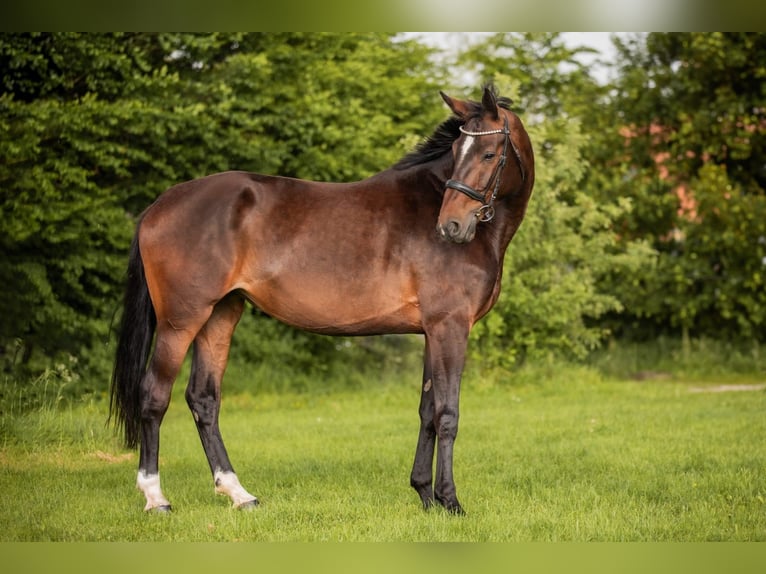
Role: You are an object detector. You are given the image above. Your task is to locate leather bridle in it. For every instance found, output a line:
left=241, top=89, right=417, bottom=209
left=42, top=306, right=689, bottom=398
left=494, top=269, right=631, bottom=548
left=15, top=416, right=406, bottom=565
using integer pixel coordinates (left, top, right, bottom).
left=445, top=116, right=525, bottom=223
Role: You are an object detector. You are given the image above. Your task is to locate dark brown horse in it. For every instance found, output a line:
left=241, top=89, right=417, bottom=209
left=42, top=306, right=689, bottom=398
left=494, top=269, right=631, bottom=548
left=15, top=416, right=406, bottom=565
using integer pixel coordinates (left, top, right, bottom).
left=110, top=85, right=534, bottom=514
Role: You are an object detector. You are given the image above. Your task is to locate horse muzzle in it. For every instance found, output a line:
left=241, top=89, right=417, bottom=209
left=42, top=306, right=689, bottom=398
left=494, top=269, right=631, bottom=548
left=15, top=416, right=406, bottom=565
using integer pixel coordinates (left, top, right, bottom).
left=437, top=216, right=477, bottom=244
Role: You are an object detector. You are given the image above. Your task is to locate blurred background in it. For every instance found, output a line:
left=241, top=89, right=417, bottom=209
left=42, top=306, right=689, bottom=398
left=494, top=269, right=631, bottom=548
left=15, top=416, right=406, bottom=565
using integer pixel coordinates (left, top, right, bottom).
left=1, top=32, right=764, bottom=405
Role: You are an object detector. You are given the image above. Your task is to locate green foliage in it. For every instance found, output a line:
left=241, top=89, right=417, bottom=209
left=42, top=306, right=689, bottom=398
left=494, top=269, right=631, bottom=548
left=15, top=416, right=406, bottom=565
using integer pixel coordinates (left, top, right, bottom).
left=470, top=115, right=654, bottom=367
left=0, top=91, right=134, bottom=372
left=589, top=336, right=765, bottom=383
left=595, top=33, right=766, bottom=341
left=647, top=165, right=766, bottom=337
left=0, top=360, right=78, bottom=420
left=644, top=33, right=766, bottom=193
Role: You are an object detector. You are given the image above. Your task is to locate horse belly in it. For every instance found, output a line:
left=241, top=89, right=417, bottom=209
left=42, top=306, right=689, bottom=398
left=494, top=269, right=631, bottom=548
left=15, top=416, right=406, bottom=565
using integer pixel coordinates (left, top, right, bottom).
left=242, top=273, right=423, bottom=336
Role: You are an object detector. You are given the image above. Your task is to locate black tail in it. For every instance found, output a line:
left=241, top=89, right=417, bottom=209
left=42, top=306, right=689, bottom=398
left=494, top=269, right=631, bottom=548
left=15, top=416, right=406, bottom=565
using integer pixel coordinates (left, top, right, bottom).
left=109, top=226, right=156, bottom=449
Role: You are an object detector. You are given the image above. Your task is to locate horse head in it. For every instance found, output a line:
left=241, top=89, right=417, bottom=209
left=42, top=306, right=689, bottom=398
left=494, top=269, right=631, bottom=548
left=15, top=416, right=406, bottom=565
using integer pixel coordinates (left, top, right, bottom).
left=437, top=85, right=532, bottom=243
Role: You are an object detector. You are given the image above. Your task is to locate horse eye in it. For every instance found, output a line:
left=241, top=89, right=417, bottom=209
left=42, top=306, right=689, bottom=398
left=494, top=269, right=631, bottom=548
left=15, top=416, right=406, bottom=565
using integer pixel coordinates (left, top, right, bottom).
left=483, top=152, right=496, bottom=161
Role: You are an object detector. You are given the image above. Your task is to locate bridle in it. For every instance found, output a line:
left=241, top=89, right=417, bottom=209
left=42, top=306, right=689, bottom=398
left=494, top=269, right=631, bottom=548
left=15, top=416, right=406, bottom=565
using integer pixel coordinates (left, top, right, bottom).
left=445, top=115, right=526, bottom=223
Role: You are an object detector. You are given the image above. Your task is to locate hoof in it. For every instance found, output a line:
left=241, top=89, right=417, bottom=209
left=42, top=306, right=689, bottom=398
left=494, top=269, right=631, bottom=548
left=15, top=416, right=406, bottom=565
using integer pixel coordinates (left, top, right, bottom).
left=435, top=495, right=465, bottom=515
left=446, top=504, right=466, bottom=516
left=147, top=504, right=172, bottom=514
left=235, top=498, right=259, bottom=511
left=412, top=483, right=435, bottom=511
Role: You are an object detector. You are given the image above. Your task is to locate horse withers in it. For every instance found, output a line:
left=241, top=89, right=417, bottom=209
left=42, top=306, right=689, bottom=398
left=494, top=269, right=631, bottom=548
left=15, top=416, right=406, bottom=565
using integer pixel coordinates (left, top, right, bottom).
left=110, top=85, right=534, bottom=514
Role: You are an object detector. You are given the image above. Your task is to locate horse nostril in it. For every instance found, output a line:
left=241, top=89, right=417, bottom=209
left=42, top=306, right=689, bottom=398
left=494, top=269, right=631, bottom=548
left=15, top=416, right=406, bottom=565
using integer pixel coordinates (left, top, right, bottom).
left=447, top=220, right=461, bottom=238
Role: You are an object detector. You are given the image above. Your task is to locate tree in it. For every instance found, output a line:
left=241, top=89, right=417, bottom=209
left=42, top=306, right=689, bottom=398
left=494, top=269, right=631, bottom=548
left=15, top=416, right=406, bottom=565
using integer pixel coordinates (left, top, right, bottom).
left=594, top=33, right=766, bottom=342
left=1, top=34, right=148, bottom=370
left=457, top=32, right=606, bottom=120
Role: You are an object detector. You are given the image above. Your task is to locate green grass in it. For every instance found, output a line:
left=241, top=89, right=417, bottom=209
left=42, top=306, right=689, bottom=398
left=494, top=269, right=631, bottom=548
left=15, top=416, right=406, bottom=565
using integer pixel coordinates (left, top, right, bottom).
left=2, top=361, right=765, bottom=542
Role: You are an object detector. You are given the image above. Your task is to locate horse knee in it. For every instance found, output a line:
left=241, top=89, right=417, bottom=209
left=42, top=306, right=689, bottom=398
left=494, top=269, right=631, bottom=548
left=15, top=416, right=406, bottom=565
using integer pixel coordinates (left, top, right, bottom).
left=435, top=408, right=458, bottom=441
left=185, top=385, right=219, bottom=426
left=187, top=400, right=218, bottom=427
left=140, top=377, right=173, bottom=422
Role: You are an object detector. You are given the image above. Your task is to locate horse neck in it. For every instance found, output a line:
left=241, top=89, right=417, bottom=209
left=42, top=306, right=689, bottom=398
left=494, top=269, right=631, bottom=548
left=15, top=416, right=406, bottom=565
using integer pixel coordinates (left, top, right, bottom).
left=479, top=193, right=530, bottom=271
left=406, top=153, right=454, bottom=193
left=430, top=153, right=455, bottom=185
left=384, top=153, right=527, bottom=259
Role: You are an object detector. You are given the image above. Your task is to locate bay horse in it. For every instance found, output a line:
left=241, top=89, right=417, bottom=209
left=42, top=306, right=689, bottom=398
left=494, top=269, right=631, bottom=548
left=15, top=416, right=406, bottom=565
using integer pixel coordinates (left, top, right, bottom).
left=110, top=85, right=534, bottom=514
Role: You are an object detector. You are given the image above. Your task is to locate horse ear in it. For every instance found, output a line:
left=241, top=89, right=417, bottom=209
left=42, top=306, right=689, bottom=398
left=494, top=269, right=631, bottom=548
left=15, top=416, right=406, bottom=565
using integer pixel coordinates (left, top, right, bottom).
left=482, top=87, right=499, bottom=120
left=440, top=91, right=471, bottom=118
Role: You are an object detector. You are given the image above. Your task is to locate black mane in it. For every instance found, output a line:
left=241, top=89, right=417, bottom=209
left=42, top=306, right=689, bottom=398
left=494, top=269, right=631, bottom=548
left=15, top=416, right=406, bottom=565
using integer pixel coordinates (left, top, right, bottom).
left=394, top=87, right=512, bottom=171
left=394, top=115, right=463, bottom=170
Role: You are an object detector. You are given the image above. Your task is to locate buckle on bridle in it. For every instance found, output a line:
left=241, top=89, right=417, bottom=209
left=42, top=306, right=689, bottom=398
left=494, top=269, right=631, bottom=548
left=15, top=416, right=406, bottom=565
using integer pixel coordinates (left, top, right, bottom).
left=476, top=204, right=495, bottom=222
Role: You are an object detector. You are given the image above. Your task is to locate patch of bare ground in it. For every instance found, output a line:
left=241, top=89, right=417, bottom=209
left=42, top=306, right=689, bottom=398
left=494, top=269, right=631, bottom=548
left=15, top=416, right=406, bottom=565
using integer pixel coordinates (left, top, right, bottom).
left=91, top=450, right=134, bottom=463
left=688, top=383, right=766, bottom=393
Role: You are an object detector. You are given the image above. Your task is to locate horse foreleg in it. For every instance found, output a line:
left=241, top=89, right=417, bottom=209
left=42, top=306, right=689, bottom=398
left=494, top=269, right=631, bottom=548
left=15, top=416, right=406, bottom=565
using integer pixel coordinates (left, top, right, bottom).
left=425, top=320, right=469, bottom=515
left=411, top=339, right=436, bottom=509
left=186, top=294, right=258, bottom=509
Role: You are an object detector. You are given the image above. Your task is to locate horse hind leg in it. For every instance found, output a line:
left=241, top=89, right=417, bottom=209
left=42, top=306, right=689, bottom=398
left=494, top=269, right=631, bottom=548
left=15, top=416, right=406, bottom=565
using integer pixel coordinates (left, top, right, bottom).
left=137, top=321, right=200, bottom=512
left=410, top=338, right=436, bottom=509
left=186, top=293, right=258, bottom=509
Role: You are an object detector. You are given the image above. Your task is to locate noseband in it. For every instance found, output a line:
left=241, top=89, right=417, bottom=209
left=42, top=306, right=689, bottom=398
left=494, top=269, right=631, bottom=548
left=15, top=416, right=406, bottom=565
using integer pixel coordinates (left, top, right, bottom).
left=445, top=116, right=525, bottom=223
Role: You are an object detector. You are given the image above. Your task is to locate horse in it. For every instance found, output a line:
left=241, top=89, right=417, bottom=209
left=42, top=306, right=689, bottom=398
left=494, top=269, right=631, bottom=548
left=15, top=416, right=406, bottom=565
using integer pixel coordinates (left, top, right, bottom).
left=110, top=85, right=534, bottom=515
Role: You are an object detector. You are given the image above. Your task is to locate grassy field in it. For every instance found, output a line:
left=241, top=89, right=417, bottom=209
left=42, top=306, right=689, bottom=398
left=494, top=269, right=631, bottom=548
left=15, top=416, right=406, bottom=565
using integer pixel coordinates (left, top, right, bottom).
left=1, top=363, right=765, bottom=541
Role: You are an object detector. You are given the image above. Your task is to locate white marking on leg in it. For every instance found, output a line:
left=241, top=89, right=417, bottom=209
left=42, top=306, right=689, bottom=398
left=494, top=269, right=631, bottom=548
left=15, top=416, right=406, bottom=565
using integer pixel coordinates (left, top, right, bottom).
left=214, top=470, right=258, bottom=508
left=136, top=470, right=171, bottom=511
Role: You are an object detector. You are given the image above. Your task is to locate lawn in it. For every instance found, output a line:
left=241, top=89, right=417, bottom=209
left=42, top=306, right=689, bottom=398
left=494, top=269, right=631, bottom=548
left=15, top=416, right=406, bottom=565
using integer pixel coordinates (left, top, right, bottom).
left=1, top=370, right=765, bottom=541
